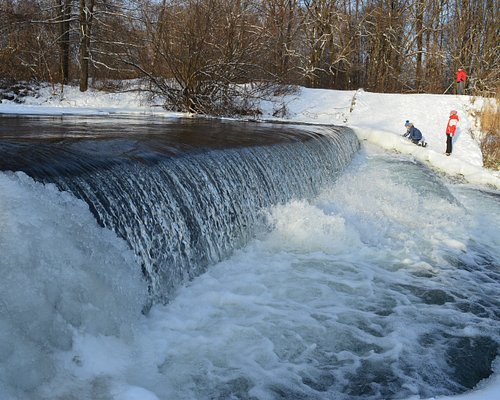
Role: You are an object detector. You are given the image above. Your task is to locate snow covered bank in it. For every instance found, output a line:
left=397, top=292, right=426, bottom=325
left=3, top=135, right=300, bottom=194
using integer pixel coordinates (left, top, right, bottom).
left=259, top=88, right=499, bottom=189
left=0, top=83, right=184, bottom=118
left=1, top=84, right=499, bottom=189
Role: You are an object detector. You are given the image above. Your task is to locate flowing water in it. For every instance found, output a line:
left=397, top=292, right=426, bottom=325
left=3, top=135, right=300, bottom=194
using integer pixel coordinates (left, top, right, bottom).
left=0, top=116, right=498, bottom=400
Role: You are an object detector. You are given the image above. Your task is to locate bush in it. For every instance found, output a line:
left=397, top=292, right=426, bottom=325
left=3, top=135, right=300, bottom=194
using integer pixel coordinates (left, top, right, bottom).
left=479, top=91, right=500, bottom=170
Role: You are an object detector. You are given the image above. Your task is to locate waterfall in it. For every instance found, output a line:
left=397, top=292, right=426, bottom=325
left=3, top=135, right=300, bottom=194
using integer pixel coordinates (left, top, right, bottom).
left=0, top=119, right=359, bottom=303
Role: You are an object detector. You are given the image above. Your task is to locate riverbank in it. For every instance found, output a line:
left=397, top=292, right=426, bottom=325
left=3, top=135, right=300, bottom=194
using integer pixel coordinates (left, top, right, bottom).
left=1, top=83, right=499, bottom=189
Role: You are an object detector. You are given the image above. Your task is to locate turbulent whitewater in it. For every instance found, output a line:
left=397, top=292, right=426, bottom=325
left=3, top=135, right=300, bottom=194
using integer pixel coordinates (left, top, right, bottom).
left=0, top=117, right=499, bottom=400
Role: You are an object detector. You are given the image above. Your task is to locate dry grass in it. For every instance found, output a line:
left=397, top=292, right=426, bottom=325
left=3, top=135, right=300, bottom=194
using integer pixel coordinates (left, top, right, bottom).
left=479, top=91, right=500, bottom=170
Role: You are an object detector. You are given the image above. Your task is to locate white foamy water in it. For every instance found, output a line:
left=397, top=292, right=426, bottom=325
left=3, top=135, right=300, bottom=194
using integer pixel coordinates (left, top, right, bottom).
left=1, top=145, right=499, bottom=400
left=0, top=172, right=148, bottom=399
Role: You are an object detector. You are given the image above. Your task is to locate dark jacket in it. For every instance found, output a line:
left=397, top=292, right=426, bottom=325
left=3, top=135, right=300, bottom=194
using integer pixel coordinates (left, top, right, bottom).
left=405, top=126, right=422, bottom=141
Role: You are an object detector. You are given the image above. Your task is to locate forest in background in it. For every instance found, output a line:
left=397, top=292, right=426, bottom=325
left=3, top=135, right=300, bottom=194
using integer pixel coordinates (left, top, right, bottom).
left=0, top=0, right=498, bottom=114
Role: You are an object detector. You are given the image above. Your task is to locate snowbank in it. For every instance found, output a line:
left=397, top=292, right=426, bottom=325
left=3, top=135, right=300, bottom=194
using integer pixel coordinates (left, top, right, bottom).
left=259, top=88, right=500, bottom=189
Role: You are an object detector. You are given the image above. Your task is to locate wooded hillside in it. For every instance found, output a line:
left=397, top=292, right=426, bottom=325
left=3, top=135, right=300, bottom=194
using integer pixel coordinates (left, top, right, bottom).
left=1, top=0, right=498, bottom=113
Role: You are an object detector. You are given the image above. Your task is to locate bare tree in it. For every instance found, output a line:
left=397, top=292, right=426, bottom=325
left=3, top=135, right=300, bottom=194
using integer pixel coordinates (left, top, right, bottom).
left=78, top=0, right=94, bottom=91
left=133, top=0, right=270, bottom=115
left=415, top=0, right=424, bottom=91
left=1, top=0, right=498, bottom=98
left=57, top=0, right=72, bottom=83
left=260, top=0, right=301, bottom=82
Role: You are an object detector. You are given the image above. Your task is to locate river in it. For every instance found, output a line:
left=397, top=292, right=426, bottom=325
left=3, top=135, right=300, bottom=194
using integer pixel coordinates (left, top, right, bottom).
left=0, top=116, right=498, bottom=400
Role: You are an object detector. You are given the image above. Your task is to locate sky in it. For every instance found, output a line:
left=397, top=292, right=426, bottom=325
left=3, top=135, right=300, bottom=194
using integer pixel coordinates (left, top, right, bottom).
left=0, top=84, right=499, bottom=400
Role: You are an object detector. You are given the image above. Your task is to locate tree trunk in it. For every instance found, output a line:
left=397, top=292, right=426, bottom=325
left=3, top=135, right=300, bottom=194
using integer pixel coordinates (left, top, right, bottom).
left=415, top=0, right=424, bottom=92
left=58, top=0, right=71, bottom=84
left=79, top=0, right=94, bottom=92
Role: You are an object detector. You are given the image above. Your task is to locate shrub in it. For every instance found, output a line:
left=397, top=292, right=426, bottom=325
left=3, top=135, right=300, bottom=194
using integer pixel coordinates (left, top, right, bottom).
left=479, top=91, right=500, bottom=170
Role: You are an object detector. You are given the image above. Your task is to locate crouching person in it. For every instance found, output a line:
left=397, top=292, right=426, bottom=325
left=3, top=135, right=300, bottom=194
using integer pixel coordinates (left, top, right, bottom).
left=403, top=121, right=427, bottom=147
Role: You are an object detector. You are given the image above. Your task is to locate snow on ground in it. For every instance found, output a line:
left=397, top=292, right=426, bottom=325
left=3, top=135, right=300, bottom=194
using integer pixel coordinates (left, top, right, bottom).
left=0, top=84, right=183, bottom=118
left=259, top=87, right=499, bottom=189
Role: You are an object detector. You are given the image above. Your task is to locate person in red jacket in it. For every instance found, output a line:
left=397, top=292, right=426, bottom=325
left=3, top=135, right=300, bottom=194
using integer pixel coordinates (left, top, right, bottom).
left=456, top=68, right=466, bottom=95
left=445, top=110, right=459, bottom=155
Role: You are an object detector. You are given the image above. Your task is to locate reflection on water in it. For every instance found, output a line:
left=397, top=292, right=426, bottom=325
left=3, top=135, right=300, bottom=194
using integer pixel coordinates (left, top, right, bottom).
left=0, top=115, right=337, bottom=178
